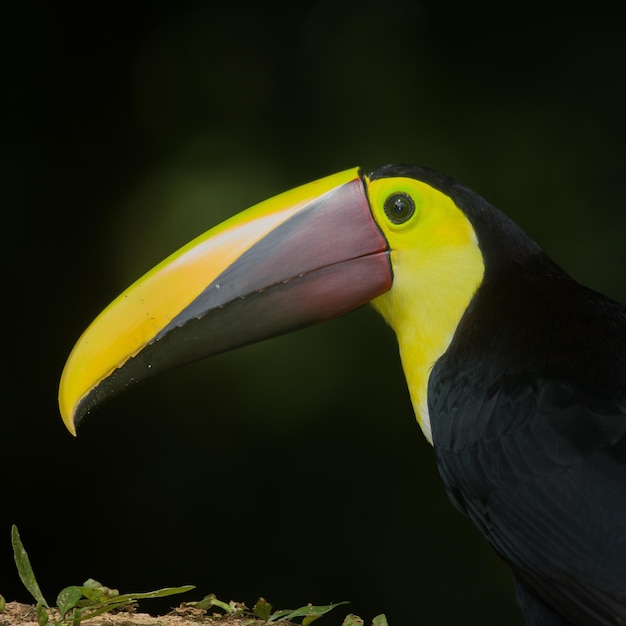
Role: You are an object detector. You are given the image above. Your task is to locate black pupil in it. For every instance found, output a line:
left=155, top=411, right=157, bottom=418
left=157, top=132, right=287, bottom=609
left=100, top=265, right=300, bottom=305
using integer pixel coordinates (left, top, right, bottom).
left=384, top=193, right=415, bottom=224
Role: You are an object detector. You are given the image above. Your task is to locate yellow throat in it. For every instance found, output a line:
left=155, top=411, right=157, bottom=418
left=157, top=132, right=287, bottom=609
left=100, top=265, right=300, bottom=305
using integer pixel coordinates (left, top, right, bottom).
left=367, top=175, right=485, bottom=444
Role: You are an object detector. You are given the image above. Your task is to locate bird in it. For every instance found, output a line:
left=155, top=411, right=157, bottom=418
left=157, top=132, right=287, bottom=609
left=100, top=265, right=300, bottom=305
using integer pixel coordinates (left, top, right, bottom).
left=58, top=164, right=626, bottom=625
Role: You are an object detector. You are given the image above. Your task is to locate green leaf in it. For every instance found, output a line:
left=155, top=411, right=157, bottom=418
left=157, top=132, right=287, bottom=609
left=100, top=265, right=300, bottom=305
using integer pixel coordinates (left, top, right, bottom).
left=341, top=615, right=364, bottom=626
left=76, top=586, right=105, bottom=604
left=0, top=594, right=6, bottom=612
left=71, top=607, right=82, bottom=626
left=11, top=526, right=48, bottom=607
left=269, top=601, right=350, bottom=623
left=372, top=615, right=388, bottom=626
left=193, top=593, right=233, bottom=612
left=36, top=602, right=48, bottom=626
left=83, top=578, right=120, bottom=596
left=57, top=586, right=84, bottom=617
left=253, top=597, right=273, bottom=621
left=111, top=585, right=195, bottom=604
left=59, top=582, right=194, bottom=623
left=67, top=600, right=130, bottom=623
left=80, top=579, right=118, bottom=602
left=82, top=579, right=108, bottom=589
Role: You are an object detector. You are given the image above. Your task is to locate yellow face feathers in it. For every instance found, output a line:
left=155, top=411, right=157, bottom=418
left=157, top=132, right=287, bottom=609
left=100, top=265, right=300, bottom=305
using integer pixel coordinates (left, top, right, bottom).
left=367, top=176, right=485, bottom=444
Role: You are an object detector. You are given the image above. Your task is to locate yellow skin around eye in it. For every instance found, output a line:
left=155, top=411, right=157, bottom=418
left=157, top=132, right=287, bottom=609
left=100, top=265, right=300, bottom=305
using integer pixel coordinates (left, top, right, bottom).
left=367, top=176, right=485, bottom=444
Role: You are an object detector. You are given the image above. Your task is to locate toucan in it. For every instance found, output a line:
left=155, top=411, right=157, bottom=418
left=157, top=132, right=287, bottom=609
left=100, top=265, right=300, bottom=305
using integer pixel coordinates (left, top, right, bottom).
left=59, top=165, right=626, bottom=626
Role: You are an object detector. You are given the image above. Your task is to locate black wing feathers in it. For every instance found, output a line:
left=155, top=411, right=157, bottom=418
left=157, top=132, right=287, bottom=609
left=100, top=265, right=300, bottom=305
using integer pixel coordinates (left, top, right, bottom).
left=432, top=366, right=626, bottom=625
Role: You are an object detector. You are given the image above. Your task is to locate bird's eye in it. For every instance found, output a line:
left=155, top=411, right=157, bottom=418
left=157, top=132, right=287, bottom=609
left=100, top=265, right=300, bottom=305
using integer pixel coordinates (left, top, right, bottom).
left=383, top=193, right=415, bottom=225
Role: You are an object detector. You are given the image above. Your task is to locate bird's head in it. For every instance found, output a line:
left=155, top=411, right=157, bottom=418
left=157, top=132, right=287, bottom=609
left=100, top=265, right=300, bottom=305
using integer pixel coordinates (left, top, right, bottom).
left=59, top=165, right=485, bottom=443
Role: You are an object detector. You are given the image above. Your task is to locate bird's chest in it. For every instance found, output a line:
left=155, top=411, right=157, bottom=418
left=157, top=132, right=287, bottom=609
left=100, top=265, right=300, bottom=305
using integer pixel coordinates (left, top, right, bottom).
left=426, top=361, right=547, bottom=506
left=427, top=354, right=626, bottom=513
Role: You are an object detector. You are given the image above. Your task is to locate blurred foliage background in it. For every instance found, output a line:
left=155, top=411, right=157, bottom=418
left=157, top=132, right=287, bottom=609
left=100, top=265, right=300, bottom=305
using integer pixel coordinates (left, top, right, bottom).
left=3, top=2, right=626, bottom=624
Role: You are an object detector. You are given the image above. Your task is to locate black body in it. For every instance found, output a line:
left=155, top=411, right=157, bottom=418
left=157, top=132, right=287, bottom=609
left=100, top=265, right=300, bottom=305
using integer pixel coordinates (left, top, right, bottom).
left=373, top=167, right=626, bottom=625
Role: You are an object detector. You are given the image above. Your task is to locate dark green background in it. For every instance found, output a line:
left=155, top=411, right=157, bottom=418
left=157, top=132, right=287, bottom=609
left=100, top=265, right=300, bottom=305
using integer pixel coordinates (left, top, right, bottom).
left=3, top=2, right=626, bottom=624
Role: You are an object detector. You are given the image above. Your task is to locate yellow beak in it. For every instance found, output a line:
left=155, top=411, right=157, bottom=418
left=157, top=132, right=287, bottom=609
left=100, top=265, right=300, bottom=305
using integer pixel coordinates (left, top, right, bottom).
left=59, top=167, right=392, bottom=434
